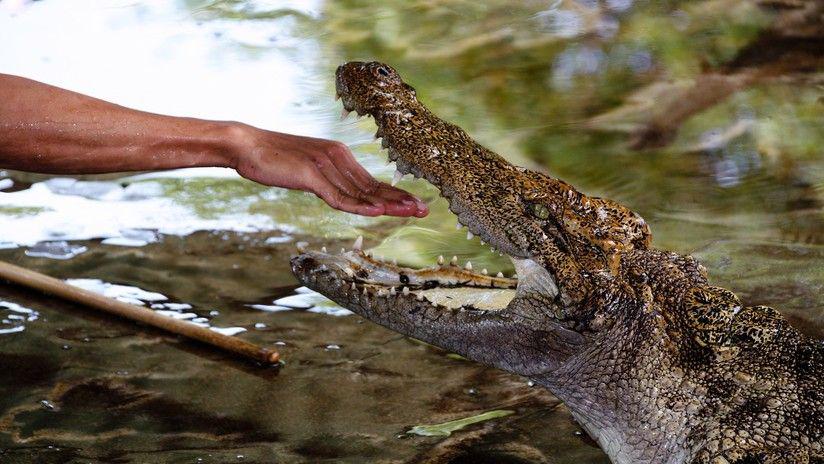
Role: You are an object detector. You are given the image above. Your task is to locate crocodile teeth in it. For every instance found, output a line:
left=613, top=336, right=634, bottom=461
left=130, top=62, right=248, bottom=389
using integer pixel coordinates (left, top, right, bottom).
left=391, top=170, right=403, bottom=186
left=496, top=272, right=504, bottom=278
left=466, top=231, right=474, bottom=240
left=321, top=246, right=327, bottom=253
left=350, top=283, right=357, bottom=291
left=416, top=293, right=424, bottom=301
left=402, top=287, right=410, bottom=295
left=456, top=222, right=463, bottom=230
left=353, top=235, right=363, bottom=251
left=390, top=287, right=396, bottom=295
left=481, top=268, right=488, bottom=275
left=341, top=248, right=346, bottom=254
left=391, top=258, right=397, bottom=266
left=296, top=241, right=308, bottom=252
left=340, top=108, right=351, bottom=120
left=377, top=289, right=386, bottom=297
left=464, top=261, right=473, bottom=271
left=437, top=255, right=444, bottom=265
left=450, top=256, right=458, bottom=266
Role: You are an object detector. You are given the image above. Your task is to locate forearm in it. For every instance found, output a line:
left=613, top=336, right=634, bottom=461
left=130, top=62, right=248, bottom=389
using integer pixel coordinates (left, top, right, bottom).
left=0, top=73, right=238, bottom=174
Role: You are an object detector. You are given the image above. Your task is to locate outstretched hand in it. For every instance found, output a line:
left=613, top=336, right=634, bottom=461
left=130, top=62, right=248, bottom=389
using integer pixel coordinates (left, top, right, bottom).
left=233, top=128, right=428, bottom=217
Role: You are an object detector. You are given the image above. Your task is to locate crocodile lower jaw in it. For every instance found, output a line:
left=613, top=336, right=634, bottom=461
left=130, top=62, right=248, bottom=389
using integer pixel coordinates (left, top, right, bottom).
left=295, top=238, right=521, bottom=311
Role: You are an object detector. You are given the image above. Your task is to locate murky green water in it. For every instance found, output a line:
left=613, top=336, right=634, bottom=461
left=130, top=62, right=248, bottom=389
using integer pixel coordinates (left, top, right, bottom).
left=1, top=1, right=821, bottom=462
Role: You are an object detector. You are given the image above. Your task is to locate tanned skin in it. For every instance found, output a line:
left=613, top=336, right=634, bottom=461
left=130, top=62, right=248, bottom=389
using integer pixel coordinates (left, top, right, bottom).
left=0, top=73, right=428, bottom=218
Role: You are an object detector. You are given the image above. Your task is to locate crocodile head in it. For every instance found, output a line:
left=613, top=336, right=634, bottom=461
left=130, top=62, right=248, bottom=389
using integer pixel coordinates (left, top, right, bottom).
left=291, top=62, right=822, bottom=463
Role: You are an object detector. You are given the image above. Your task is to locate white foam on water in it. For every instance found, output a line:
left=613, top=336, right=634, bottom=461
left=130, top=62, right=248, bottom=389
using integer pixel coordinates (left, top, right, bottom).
left=67, top=279, right=169, bottom=303
left=265, top=287, right=353, bottom=317
left=0, top=300, right=39, bottom=336
left=64, top=279, right=255, bottom=336
left=1, top=181, right=279, bottom=247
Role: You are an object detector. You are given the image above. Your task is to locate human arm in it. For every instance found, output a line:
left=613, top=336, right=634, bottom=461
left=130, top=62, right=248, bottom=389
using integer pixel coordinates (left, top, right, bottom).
left=0, top=73, right=428, bottom=217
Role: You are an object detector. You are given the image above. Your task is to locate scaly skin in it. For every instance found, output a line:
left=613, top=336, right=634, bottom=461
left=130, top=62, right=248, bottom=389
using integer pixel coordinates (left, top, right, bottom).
left=290, top=62, right=822, bottom=464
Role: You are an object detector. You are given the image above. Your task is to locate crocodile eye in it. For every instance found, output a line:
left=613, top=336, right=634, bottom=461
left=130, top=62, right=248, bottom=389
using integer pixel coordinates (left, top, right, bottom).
left=531, top=203, right=550, bottom=220
left=376, top=66, right=390, bottom=77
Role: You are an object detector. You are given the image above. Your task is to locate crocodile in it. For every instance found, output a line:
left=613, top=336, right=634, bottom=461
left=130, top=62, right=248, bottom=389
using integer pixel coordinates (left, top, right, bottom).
left=290, top=61, right=823, bottom=464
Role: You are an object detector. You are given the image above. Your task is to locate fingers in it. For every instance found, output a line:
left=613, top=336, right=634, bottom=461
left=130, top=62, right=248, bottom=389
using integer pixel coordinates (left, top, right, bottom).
left=374, top=182, right=429, bottom=217
left=309, top=172, right=384, bottom=216
left=323, top=143, right=428, bottom=217
left=312, top=154, right=415, bottom=217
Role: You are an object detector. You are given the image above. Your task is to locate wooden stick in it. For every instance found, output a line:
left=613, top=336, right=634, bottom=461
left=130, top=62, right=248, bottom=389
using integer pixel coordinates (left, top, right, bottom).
left=0, top=260, right=280, bottom=364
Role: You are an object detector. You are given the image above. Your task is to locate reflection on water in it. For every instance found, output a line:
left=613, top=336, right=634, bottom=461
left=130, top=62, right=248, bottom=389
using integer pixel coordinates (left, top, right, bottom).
left=0, top=0, right=821, bottom=462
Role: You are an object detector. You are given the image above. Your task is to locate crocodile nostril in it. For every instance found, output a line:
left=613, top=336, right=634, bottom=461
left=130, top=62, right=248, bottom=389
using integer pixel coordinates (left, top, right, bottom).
left=292, top=256, right=319, bottom=273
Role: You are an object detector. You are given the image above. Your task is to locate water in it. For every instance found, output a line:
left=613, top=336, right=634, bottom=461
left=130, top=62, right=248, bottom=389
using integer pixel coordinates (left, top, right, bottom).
left=0, top=1, right=821, bottom=462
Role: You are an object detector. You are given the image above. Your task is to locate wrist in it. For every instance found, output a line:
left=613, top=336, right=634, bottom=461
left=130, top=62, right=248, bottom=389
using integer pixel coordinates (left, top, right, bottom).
left=207, top=121, right=257, bottom=170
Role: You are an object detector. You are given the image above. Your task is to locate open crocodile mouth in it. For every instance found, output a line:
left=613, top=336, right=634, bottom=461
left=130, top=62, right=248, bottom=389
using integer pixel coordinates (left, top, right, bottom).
left=291, top=62, right=564, bottom=318
left=293, top=237, right=520, bottom=313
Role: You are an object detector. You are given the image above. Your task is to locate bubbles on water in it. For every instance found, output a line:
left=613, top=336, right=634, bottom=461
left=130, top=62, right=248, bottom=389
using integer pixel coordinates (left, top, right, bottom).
left=151, top=302, right=193, bottom=311
left=0, top=300, right=39, bottom=335
left=248, top=287, right=354, bottom=317
left=65, top=279, right=246, bottom=336
left=264, top=235, right=293, bottom=245
left=273, top=294, right=314, bottom=309
left=25, top=241, right=88, bottom=260
left=248, top=304, right=292, bottom=313
left=39, top=399, right=56, bottom=411
left=102, top=229, right=160, bottom=247
left=68, top=279, right=167, bottom=305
